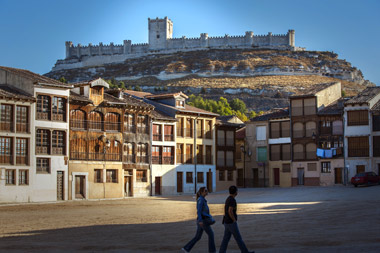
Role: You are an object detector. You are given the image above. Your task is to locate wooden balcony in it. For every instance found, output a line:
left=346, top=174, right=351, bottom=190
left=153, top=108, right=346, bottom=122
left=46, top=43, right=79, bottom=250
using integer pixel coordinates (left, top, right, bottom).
left=0, top=154, right=12, bottom=164
left=0, top=122, right=13, bottom=132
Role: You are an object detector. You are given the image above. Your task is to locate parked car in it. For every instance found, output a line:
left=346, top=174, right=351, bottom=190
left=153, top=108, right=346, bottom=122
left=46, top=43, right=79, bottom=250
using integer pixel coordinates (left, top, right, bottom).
left=351, top=172, right=380, bottom=187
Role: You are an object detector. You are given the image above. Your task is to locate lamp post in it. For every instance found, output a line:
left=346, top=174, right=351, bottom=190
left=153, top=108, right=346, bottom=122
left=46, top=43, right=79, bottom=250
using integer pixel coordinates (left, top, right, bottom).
left=240, top=145, right=246, bottom=188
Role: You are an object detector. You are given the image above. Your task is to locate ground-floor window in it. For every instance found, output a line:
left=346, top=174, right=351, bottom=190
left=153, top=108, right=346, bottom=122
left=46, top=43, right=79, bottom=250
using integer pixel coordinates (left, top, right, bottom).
left=19, top=170, right=29, bottom=185
left=106, top=169, right=117, bottom=183
left=5, top=169, right=15, bottom=185
left=197, top=172, right=204, bottom=183
left=282, top=164, right=291, bottom=173
left=219, top=170, right=225, bottom=181
left=227, top=170, right=233, bottom=181
left=36, top=158, right=50, bottom=173
left=136, top=170, right=147, bottom=182
left=186, top=172, right=193, bottom=183
left=321, top=162, right=331, bottom=173
left=94, top=169, right=102, bottom=183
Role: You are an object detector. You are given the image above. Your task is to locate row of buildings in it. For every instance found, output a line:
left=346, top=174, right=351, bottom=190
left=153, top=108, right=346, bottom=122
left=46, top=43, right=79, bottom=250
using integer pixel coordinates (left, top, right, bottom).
left=1, top=67, right=379, bottom=203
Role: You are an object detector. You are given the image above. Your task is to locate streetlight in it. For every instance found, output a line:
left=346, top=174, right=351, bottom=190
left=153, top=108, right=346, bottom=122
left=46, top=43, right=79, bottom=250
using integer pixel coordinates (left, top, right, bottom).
left=240, top=145, right=246, bottom=188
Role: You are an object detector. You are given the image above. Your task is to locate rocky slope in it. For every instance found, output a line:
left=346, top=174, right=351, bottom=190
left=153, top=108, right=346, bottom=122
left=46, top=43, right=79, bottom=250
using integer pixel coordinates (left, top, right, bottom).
left=45, top=49, right=374, bottom=111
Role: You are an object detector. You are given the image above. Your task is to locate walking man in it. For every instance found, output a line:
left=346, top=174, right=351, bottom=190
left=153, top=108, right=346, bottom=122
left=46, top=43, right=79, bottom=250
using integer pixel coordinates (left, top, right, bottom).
left=219, top=185, right=254, bottom=253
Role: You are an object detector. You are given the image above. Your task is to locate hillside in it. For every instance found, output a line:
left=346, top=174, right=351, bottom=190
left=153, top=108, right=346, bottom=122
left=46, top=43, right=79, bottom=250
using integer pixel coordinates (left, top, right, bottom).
left=45, top=49, right=374, bottom=112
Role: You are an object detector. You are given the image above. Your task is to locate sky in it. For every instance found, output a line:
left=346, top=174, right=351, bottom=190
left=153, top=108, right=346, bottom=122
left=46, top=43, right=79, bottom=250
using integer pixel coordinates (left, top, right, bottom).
left=0, top=0, right=379, bottom=85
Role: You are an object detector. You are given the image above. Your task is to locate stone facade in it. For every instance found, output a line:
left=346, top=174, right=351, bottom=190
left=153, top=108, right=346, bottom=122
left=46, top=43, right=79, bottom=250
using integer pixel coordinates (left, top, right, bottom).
left=52, top=17, right=298, bottom=71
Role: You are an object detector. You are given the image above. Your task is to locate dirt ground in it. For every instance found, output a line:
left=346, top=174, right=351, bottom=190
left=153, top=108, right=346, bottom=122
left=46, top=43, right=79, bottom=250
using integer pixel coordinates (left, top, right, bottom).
left=0, top=185, right=380, bottom=253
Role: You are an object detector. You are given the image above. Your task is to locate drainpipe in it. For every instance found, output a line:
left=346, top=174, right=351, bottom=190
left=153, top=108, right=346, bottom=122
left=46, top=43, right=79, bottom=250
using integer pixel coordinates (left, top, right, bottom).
left=194, top=115, right=197, bottom=194
left=150, top=117, right=153, bottom=196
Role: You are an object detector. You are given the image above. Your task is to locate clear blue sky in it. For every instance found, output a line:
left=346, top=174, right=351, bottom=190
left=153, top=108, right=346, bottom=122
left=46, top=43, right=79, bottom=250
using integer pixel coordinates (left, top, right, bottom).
left=1, top=0, right=379, bottom=85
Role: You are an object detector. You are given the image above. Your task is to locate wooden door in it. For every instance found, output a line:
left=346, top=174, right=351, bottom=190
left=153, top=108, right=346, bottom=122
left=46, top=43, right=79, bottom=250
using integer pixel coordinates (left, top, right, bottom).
left=237, top=169, right=244, bottom=187
left=253, top=168, right=259, bottom=187
left=297, top=168, right=304, bottom=185
left=356, top=165, right=365, bottom=174
left=124, top=176, right=132, bottom=197
left=75, top=175, right=85, bottom=198
left=273, top=168, right=280, bottom=186
left=57, top=171, right=64, bottom=200
left=335, top=167, right=342, bottom=184
left=177, top=172, right=183, bottom=193
left=155, top=177, right=162, bottom=195
left=207, top=170, right=212, bottom=193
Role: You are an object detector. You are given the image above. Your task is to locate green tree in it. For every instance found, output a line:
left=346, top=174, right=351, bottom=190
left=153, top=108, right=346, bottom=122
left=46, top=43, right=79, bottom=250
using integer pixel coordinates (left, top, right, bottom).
left=134, top=85, right=142, bottom=91
left=119, top=81, right=126, bottom=90
left=233, top=110, right=248, bottom=122
left=230, top=98, right=247, bottom=114
left=249, top=111, right=257, bottom=119
left=58, top=77, right=67, bottom=83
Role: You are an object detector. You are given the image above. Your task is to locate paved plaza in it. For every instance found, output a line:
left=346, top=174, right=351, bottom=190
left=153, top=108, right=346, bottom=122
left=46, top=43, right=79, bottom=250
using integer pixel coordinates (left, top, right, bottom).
left=1, top=185, right=379, bottom=252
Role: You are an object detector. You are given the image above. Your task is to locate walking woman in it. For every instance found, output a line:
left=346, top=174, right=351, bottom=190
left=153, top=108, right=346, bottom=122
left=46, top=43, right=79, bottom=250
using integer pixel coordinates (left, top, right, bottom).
left=182, top=187, right=216, bottom=253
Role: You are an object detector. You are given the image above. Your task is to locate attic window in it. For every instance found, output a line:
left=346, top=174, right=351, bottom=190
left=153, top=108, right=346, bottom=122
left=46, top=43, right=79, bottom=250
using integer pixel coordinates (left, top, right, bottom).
left=176, top=100, right=185, bottom=107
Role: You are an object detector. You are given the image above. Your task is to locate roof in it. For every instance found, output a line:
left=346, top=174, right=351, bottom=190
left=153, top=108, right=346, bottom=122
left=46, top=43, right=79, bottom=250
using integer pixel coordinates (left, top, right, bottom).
left=318, top=98, right=345, bottom=115
left=236, top=126, right=246, bottom=139
left=290, top=82, right=338, bottom=99
left=104, top=90, right=154, bottom=109
left=345, top=87, right=380, bottom=105
left=216, top=115, right=245, bottom=128
left=0, top=66, right=72, bottom=88
left=251, top=108, right=289, bottom=122
left=0, top=85, right=35, bottom=102
left=145, top=92, right=188, bottom=100
left=72, top=78, right=109, bottom=88
left=372, top=100, right=380, bottom=112
left=123, top=90, right=152, bottom=98
left=151, top=108, right=176, bottom=121
left=69, top=91, right=93, bottom=104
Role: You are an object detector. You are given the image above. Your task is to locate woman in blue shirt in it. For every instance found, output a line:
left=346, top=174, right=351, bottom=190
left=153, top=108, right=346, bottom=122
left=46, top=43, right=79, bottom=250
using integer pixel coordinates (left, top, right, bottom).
left=182, top=187, right=216, bottom=252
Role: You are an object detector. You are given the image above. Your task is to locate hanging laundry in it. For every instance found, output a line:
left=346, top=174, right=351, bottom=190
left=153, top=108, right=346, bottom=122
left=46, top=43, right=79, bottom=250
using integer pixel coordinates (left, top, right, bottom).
left=317, top=148, right=325, bottom=158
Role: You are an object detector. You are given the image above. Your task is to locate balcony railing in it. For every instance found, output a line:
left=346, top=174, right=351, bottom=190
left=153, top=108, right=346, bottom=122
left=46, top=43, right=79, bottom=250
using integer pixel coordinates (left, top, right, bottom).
left=293, top=130, right=304, bottom=138
left=16, top=156, right=28, bottom=165
left=70, top=151, right=88, bottom=160
left=105, top=122, right=121, bottom=132
left=196, top=129, right=203, bottom=138
left=16, top=123, right=29, bottom=133
left=177, top=128, right=184, bottom=137
left=185, top=128, right=193, bottom=138
left=320, top=127, right=332, bottom=135
left=123, top=154, right=135, bottom=163
left=304, top=106, right=316, bottom=115
left=153, top=134, right=162, bottom=141
left=176, top=154, right=213, bottom=164
left=0, top=154, right=13, bottom=164
left=52, top=113, right=65, bottom=122
left=88, top=121, right=103, bottom=131
left=52, top=147, right=64, bottom=155
left=71, top=152, right=122, bottom=161
left=137, top=126, right=148, bottom=134
left=0, top=122, right=13, bottom=132
left=124, top=125, right=136, bottom=133
left=305, top=129, right=316, bottom=138
left=36, top=146, right=49, bottom=155
left=136, top=155, right=149, bottom=164
left=164, top=134, right=174, bottom=141
left=176, top=154, right=184, bottom=164
left=306, top=152, right=317, bottom=160
left=185, top=154, right=193, bottom=164
left=348, top=148, right=369, bottom=157
left=36, top=112, right=49, bottom=120
left=293, top=152, right=304, bottom=160
left=152, top=156, right=174, bottom=165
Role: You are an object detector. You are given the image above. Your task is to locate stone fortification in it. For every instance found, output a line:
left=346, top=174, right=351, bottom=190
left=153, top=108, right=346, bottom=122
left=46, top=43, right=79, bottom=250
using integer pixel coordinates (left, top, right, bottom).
left=52, top=17, right=301, bottom=71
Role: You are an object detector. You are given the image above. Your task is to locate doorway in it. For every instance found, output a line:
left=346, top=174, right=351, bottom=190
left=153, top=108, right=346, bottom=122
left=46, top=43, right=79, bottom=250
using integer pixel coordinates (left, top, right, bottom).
left=177, top=172, right=183, bottom=193
left=155, top=176, right=162, bottom=195
left=253, top=168, right=259, bottom=187
left=237, top=169, right=244, bottom=187
left=335, top=167, right=342, bottom=184
left=207, top=170, right=212, bottom=193
left=356, top=165, right=365, bottom=174
left=57, top=171, right=64, bottom=200
left=297, top=168, right=304, bottom=185
left=75, top=175, right=85, bottom=199
left=124, top=176, right=132, bottom=197
left=273, top=168, right=280, bottom=186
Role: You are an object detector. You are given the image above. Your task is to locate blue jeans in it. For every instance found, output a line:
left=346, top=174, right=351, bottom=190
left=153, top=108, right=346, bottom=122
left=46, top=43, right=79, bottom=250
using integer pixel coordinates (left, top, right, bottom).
left=183, top=222, right=216, bottom=252
left=219, top=222, right=250, bottom=253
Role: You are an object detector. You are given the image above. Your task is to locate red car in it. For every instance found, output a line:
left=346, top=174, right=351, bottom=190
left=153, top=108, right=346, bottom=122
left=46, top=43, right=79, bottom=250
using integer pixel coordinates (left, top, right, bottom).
left=351, top=172, right=380, bottom=187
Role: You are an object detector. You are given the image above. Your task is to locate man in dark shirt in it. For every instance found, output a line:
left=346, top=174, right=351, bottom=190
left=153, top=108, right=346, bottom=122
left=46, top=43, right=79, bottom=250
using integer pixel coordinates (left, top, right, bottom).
left=219, top=185, right=254, bottom=253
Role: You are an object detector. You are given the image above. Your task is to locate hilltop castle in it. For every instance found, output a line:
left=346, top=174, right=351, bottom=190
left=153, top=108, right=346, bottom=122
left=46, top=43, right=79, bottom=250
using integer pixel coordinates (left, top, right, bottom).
left=52, top=17, right=302, bottom=71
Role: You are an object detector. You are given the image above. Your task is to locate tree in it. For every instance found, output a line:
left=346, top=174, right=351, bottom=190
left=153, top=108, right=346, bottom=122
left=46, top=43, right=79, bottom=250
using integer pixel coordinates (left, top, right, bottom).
left=58, top=77, right=67, bottom=83
left=230, top=98, right=247, bottom=114
left=134, top=85, right=142, bottom=91
left=249, top=111, right=257, bottom=119
left=233, top=110, right=248, bottom=122
left=119, top=81, right=126, bottom=90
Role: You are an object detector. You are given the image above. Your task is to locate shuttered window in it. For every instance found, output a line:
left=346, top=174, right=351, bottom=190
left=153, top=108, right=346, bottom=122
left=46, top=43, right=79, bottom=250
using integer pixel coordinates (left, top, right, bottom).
left=347, top=110, right=368, bottom=126
left=348, top=136, right=369, bottom=157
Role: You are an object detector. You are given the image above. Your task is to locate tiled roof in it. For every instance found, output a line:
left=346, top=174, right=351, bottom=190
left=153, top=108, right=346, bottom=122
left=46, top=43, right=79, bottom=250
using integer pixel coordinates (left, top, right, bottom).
left=120, top=94, right=154, bottom=109
left=251, top=108, right=289, bottom=122
left=345, top=87, right=380, bottom=105
left=69, top=91, right=93, bottom=104
left=0, top=85, right=35, bottom=102
left=290, top=82, right=338, bottom=98
left=151, top=108, right=176, bottom=121
left=372, top=100, right=380, bottom=111
left=318, top=98, right=345, bottom=115
left=145, top=92, right=188, bottom=100
left=179, top=104, right=219, bottom=116
left=124, top=90, right=152, bottom=98
left=72, top=78, right=109, bottom=88
left=0, top=66, right=72, bottom=88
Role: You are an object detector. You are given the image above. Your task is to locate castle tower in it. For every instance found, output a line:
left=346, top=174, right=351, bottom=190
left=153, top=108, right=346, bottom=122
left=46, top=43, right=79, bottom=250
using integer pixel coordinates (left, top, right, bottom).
left=148, top=17, right=173, bottom=50
left=288, top=30, right=295, bottom=47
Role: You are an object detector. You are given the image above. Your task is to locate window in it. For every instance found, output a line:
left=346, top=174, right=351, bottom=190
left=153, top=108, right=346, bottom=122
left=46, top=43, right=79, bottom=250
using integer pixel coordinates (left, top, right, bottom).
left=70, top=110, right=86, bottom=129
left=88, top=111, right=103, bottom=131
left=205, top=120, right=212, bottom=139
left=373, top=115, right=380, bottom=131
left=16, top=106, right=29, bottom=132
left=281, top=121, right=290, bottom=138
left=176, top=144, right=184, bottom=164
left=374, top=136, right=380, bottom=157
left=348, top=136, right=369, bottom=157
left=177, top=117, right=184, bottom=137
left=19, top=170, right=29, bottom=185
left=347, top=110, right=368, bottom=126
left=226, top=151, right=234, bottom=167
left=282, top=144, right=291, bottom=160
left=136, top=170, right=147, bottom=182
left=186, top=118, right=193, bottom=138
left=5, top=169, right=15, bottom=185
left=226, top=131, right=234, bottom=146
left=270, top=145, right=281, bottom=161
left=36, top=95, right=51, bottom=120
left=136, top=143, right=148, bottom=163
left=186, top=172, right=193, bottom=183
left=52, top=97, right=66, bottom=121
left=197, top=172, right=204, bottom=183
left=16, top=138, right=28, bottom=165
left=0, top=137, right=12, bottom=164
left=219, top=170, right=225, bottom=181
left=293, top=144, right=304, bottom=160
left=270, top=122, right=280, bottom=139
left=186, top=144, right=193, bottom=164
left=304, top=98, right=316, bottom=115
left=321, top=162, right=331, bottom=173
left=306, top=143, right=317, bottom=160
left=307, top=163, right=317, bottom=171
left=107, top=140, right=121, bottom=161
left=291, top=99, right=303, bottom=116
left=197, top=119, right=203, bottom=138
left=124, top=113, right=135, bottom=132
left=36, top=158, right=50, bottom=173
left=217, top=130, right=225, bottom=146
left=163, top=146, right=174, bottom=164
left=227, top=171, right=233, bottom=181
left=282, top=164, right=291, bottom=173
left=293, top=122, right=304, bottom=138
left=153, top=124, right=162, bottom=141
left=256, top=126, right=266, bottom=141
left=217, top=151, right=225, bottom=167
left=137, top=114, right=148, bottom=133
left=164, top=125, right=174, bottom=141
left=206, top=145, right=212, bottom=164
left=305, top=121, right=316, bottom=137
left=52, top=130, right=65, bottom=155
left=91, top=87, right=102, bottom=96
left=124, top=142, right=135, bottom=163
left=257, top=147, right=267, bottom=162
left=105, top=113, right=121, bottom=132
left=36, top=129, right=50, bottom=154
left=106, top=169, right=117, bottom=183
left=1, top=104, right=13, bottom=131
left=197, top=145, right=203, bottom=164
left=332, top=120, right=343, bottom=135
left=94, top=169, right=102, bottom=183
